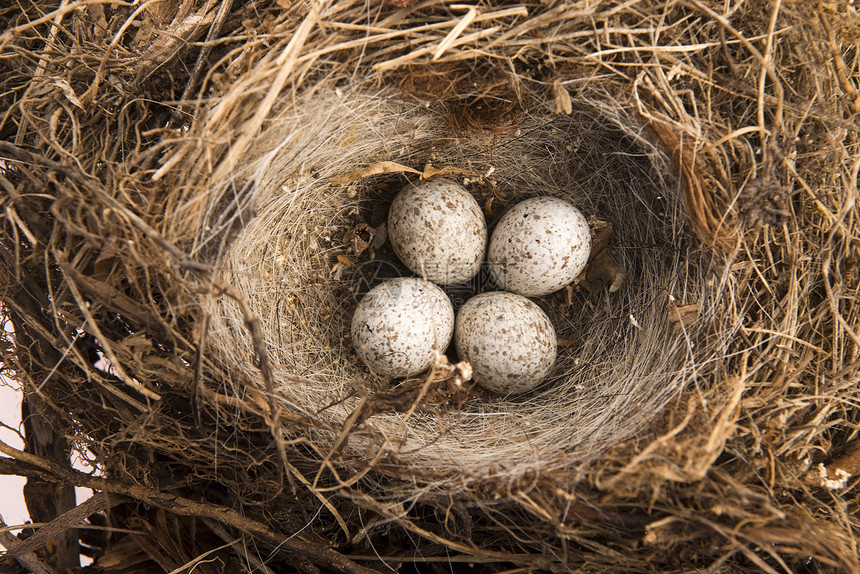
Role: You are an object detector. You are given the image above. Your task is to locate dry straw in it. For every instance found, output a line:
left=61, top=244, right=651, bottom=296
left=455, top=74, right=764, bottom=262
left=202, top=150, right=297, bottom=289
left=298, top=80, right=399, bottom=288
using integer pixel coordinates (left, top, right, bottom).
left=1, top=0, right=859, bottom=572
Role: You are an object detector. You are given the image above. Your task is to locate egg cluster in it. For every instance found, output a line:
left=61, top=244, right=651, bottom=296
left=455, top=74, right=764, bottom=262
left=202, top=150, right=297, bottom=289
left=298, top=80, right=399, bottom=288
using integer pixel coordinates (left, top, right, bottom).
left=351, top=178, right=592, bottom=395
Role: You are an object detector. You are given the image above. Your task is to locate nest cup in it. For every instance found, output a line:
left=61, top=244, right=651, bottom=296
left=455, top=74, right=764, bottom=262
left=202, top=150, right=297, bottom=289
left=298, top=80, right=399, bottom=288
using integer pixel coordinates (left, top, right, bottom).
left=205, top=83, right=721, bottom=480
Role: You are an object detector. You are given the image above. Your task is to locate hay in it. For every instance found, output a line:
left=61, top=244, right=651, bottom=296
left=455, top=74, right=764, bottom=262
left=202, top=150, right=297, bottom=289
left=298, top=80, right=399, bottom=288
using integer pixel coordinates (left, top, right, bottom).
left=1, top=0, right=860, bottom=572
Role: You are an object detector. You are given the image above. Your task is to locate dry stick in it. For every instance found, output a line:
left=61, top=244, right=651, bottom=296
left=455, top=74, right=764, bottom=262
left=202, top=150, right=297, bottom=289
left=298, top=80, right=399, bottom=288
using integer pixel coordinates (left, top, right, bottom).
left=0, top=444, right=378, bottom=574
left=172, top=0, right=235, bottom=124
left=54, top=254, right=162, bottom=402
left=0, top=518, right=54, bottom=574
left=2, top=492, right=125, bottom=562
left=192, top=312, right=211, bottom=430
left=201, top=518, right=277, bottom=574
left=0, top=142, right=305, bottom=506
left=346, top=490, right=563, bottom=573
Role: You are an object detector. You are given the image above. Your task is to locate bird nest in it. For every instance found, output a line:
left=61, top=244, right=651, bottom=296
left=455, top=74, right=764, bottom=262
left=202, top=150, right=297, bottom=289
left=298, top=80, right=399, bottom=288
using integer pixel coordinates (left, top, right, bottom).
left=203, top=83, right=720, bottom=480
left=1, top=0, right=859, bottom=572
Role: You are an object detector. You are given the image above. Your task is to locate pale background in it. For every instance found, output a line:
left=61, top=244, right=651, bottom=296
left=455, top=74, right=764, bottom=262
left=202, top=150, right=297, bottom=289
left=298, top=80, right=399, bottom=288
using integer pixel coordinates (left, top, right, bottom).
left=0, top=380, right=29, bottom=528
left=1, top=326, right=94, bottom=565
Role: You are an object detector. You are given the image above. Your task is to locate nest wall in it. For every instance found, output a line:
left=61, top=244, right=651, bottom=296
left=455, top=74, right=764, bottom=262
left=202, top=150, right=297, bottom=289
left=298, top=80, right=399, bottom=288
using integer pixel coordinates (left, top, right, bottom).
left=205, top=84, right=725, bottom=479
left=1, top=0, right=860, bottom=572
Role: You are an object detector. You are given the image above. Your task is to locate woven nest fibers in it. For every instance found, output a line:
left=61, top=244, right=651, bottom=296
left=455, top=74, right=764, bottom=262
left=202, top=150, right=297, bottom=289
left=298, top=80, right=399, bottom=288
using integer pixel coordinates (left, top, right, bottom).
left=3, top=0, right=860, bottom=571
left=204, top=84, right=720, bottom=480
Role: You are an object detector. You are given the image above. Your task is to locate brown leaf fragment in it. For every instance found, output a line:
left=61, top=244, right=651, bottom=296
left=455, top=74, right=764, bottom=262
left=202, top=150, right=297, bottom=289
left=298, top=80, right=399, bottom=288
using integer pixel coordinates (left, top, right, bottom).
left=95, top=537, right=152, bottom=569
left=92, top=240, right=117, bottom=282
left=581, top=250, right=627, bottom=293
left=136, top=6, right=216, bottom=80
left=667, top=303, right=701, bottom=330
left=553, top=79, right=572, bottom=115
left=336, top=254, right=353, bottom=267
left=589, top=222, right=614, bottom=256
left=352, top=223, right=375, bottom=257
left=86, top=3, right=109, bottom=42
left=329, top=161, right=421, bottom=185
left=53, top=79, right=84, bottom=110
left=369, top=222, right=388, bottom=251
left=808, top=441, right=860, bottom=489
left=421, top=163, right=480, bottom=179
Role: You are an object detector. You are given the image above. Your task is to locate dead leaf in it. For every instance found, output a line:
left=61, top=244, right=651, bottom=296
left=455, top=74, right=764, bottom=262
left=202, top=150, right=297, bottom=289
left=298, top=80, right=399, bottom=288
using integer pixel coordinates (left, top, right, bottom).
left=53, top=80, right=84, bottom=110
left=421, top=163, right=480, bottom=179
left=86, top=3, right=109, bottom=42
left=131, top=0, right=178, bottom=48
left=92, top=240, right=117, bottom=282
left=136, top=6, right=216, bottom=80
left=352, top=224, right=375, bottom=257
left=336, top=254, right=353, bottom=267
left=829, top=442, right=860, bottom=478
left=589, top=223, right=614, bottom=257
left=329, top=161, right=421, bottom=185
left=369, top=222, right=388, bottom=251
left=581, top=250, right=627, bottom=293
left=485, top=194, right=510, bottom=218
left=806, top=442, right=860, bottom=489
left=553, top=79, right=572, bottom=115
left=667, top=303, right=701, bottom=330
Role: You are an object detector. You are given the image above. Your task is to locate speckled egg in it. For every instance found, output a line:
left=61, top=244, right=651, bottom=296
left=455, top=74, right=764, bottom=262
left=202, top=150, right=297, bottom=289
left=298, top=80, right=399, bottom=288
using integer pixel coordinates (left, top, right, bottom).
left=351, top=278, right=455, bottom=378
left=388, top=179, right=487, bottom=285
left=487, top=196, right=591, bottom=297
left=454, top=292, right=557, bottom=395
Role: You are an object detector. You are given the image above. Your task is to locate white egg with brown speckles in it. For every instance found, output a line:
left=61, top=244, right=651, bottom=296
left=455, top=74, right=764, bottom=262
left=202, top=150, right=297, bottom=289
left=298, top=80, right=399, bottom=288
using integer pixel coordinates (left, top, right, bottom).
left=455, top=292, right=556, bottom=395
left=488, top=196, right=591, bottom=297
left=351, top=278, right=454, bottom=378
left=388, top=179, right=487, bottom=285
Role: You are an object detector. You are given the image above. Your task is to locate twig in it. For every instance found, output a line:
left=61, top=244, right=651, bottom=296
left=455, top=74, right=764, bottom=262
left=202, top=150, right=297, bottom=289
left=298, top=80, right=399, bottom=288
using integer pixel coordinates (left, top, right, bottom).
left=0, top=518, right=54, bottom=574
left=201, top=518, right=276, bottom=574
left=2, top=492, right=125, bottom=561
left=54, top=253, right=162, bottom=402
left=173, top=0, right=235, bottom=124
left=0, top=442, right=378, bottom=574
left=346, top=489, right=564, bottom=572
left=0, top=141, right=275, bottom=417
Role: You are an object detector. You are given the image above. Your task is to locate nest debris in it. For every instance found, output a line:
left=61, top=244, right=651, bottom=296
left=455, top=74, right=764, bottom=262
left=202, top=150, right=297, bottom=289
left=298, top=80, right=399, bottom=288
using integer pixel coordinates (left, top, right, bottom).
left=1, top=0, right=859, bottom=572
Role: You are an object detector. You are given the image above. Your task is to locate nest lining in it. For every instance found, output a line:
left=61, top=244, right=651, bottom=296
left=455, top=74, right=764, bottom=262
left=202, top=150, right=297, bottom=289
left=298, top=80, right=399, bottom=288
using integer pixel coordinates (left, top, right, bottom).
left=204, top=83, right=726, bottom=478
